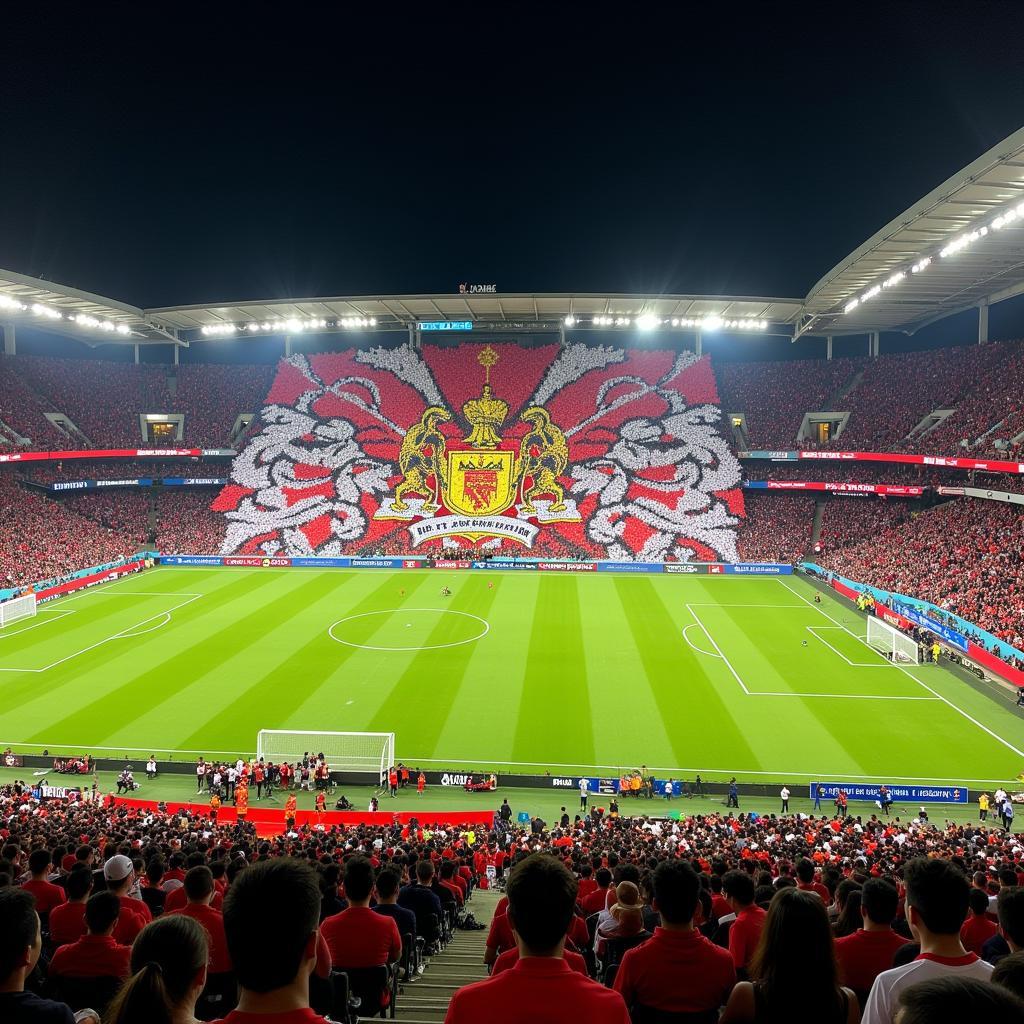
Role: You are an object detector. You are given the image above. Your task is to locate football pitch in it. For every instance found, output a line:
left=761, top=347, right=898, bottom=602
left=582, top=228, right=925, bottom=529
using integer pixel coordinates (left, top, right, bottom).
left=2, top=566, right=1023, bottom=787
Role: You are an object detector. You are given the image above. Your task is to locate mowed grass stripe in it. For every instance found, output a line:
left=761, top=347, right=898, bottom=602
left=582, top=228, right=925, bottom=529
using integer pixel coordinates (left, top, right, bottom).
left=577, top=579, right=678, bottom=769
left=512, top=576, right=595, bottom=766
left=0, top=571, right=285, bottom=731
left=25, top=572, right=331, bottom=747
left=368, top=577, right=503, bottom=756
left=613, top=577, right=760, bottom=770
left=430, top=575, right=534, bottom=765
left=180, top=572, right=437, bottom=750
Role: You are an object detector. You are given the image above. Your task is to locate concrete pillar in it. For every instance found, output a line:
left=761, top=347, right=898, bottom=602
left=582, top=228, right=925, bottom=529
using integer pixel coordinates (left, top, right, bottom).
left=869, top=332, right=880, bottom=358
left=173, top=343, right=179, bottom=366
left=2, top=323, right=14, bottom=355
left=559, top=324, right=566, bottom=349
left=826, top=335, right=832, bottom=361
left=134, top=343, right=140, bottom=365
left=284, top=335, right=292, bottom=357
left=408, top=324, right=415, bottom=348
left=695, top=331, right=702, bottom=356
left=978, top=299, right=989, bottom=344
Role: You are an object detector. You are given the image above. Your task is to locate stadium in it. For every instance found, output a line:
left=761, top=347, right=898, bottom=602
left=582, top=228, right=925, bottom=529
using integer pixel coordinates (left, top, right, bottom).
left=3, top=18, right=1024, bottom=1024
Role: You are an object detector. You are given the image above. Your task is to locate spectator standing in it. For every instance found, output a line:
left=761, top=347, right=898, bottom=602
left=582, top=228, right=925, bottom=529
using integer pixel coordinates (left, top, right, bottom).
left=21, top=849, right=66, bottom=919
left=862, top=859, right=993, bottom=1024
left=445, top=853, right=630, bottom=1024
left=727, top=779, right=739, bottom=808
left=579, top=777, right=589, bottom=811
left=780, top=786, right=791, bottom=813
left=720, top=888, right=858, bottom=1024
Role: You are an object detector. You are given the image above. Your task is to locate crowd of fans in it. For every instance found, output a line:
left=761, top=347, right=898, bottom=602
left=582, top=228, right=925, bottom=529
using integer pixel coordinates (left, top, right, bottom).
left=3, top=780, right=1024, bottom=1022
left=715, top=339, right=1024, bottom=459
left=716, top=357, right=856, bottom=450
left=0, top=355, right=271, bottom=450
left=60, top=493, right=151, bottom=547
left=736, top=494, right=816, bottom=563
left=0, top=477, right=138, bottom=589
left=154, top=493, right=226, bottom=555
left=820, top=497, right=1024, bottom=651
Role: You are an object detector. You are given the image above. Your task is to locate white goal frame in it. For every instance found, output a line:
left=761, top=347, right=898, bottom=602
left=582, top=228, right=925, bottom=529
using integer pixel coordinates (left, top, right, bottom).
left=866, top=616, right=920, bottom=664
left=0, top=593, right=37, bottom=629
left=256, top=730, right=395, bottom=782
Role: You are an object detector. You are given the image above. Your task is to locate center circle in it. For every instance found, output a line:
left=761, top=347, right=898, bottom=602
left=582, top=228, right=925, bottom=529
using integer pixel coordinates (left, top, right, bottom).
left=327, top=608, right=489, bottom=652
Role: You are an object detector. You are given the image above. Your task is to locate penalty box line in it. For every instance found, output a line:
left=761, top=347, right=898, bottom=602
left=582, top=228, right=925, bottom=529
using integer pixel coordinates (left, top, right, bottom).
left=684, top=603, right=939, bottom=701
left=0, top=593, right=204, bottom=674
left=778, top=577, right=1024, bottom=760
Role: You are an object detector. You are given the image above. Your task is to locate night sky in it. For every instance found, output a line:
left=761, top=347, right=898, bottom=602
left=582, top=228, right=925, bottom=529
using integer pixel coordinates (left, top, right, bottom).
left=2, top=5, right=1024, bottom=335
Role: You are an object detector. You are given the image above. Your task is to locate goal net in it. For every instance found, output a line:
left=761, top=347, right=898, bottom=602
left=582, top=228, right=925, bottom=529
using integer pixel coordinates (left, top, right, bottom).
left=866, top=616, right=920, bottom=664
left=256, top=730, right=394, bottom=782
left=0, top=593, right=36, bottom=629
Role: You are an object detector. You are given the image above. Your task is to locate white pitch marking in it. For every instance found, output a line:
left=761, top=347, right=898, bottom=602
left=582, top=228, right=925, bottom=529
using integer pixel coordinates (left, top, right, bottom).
left=779, top=577, right=1024, bottom=760
left=0, top=594, right=203, bottom=673
left=328, top=608, right=489, bottom=652
left=805, top=626, right=908, bottom=668
left=686, top=604, right=750, bottom=694
left=682, top=622, right=722, bottom=659
left=0, top=610, right=75, bottom=638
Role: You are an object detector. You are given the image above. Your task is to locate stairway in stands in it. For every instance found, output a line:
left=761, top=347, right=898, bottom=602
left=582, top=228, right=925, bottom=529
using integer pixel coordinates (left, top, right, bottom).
left=396, top=887, right=500, bottom=1023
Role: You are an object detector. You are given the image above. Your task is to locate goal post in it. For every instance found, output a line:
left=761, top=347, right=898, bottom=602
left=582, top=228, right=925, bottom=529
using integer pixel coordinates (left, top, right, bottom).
left=866, top=616, right=920, bottom=664
left=0, top=593, right=36, bottom=629
left=256, top=730, right=394, bottom=783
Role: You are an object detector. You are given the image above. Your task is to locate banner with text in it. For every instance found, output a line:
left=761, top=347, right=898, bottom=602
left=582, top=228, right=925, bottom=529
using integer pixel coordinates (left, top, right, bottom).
left=0, top=448, right=235, bottom=464
left=811, top=782, right=968, bottom=804
left=738, top=450, right=1024, bottom=475
left=745, top=481, right=925, bottom=496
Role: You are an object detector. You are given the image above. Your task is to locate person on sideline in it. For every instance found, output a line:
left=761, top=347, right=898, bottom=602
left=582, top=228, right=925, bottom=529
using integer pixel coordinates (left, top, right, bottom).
left=719, top=888, right=858, bottom=1024
left=780, top=786, right=790, bottom=813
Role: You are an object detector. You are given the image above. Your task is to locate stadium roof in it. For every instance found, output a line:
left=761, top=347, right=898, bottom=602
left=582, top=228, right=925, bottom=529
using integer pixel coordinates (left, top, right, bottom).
left=798, top=125, right=1024, bottom=339
left=3, top=125, right=1024, bottom=348
left=146, top=293, right=804, bottom=340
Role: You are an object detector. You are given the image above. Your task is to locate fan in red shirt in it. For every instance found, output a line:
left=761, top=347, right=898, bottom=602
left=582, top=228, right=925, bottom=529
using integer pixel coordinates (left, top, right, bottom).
left=834, top=877, right=908, bottom=1001
left=493, top=946, right=589, bottom=976
left=613, top=860, right=736, bottom=1016
left=167, top=866, right=233, bottom=974
left=960, top=887, right=999, bottom=956
left=49, top=864, right=93, bottom=947
left=723, top=870, right=766, bottom=977
left=21, top=849, right=66, bottom=917
left=103, top=854, right=153, bottom=926
left=445, top=853, right=629, bottom=1024
left=49, top=891, right=131, bottom=980
left=580, top=868, right=615, bottom=915
left=795, top=858, right=831, bottom=902
left=321, top=857, right=402, bottom=969
left=212, top=859, right=334, bottom=1024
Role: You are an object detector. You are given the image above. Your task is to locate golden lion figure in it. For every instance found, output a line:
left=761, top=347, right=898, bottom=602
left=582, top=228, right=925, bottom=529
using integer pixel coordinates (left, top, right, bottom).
left=517, top=407, right=569, bottom=513
left=393, top=406, right=450, bottom=512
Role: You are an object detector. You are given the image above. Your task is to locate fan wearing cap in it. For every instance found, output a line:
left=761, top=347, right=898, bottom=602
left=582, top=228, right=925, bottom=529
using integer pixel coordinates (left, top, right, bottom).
left=104, top=854, right=152, bottom=942
left=445, top=853, right=630, bottom=1024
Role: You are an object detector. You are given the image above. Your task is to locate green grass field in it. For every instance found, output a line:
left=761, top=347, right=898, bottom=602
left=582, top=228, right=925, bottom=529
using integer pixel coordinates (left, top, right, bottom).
left=2, top=566, right=1023, bottom=788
